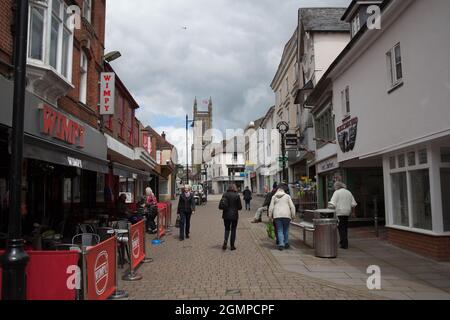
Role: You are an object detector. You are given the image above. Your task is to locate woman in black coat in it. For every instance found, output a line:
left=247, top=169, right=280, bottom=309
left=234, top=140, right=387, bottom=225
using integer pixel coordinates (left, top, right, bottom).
left=219, top=184, right=242, bottom=251
left=177, top=185, right=196, bottom=241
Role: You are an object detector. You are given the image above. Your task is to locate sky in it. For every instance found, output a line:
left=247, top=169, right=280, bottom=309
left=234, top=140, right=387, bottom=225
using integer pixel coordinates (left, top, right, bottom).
left=105, top=0, right=351, bottom=164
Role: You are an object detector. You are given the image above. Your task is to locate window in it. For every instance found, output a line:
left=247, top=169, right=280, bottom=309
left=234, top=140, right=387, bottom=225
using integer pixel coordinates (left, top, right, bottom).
left=441, top=169, right=450, bottom=232
left=410, top=170, right=432, bottom=230
left=285, top=78, right=289, bottom=97
left=83, top=0, right=92, bottom=23
left=314, top=102, right=335, bottom=147
left=391, top=172, right=409, bottom=227
left=79, top=52, right=88, bottom=104
left=28, top=0, right=74, bottom=80
left=341, top=86, right=350, bottom=116
left=351, top=13, right=360, bottom=37
left=386, top=43, right=403, bottom=88
left=441, top=147, right=450, bottom=163
left=160, top=180, right=169, bottom=195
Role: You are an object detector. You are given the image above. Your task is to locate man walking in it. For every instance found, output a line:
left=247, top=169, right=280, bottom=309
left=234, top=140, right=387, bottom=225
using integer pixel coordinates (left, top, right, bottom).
left=243, top=186, right=252, bottom=211
left=328, top=182, right=357, bottom=249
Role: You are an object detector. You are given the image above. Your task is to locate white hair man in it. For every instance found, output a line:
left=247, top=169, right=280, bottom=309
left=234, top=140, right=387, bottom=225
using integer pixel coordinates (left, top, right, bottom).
left=328, top=181, right=357, bottom=250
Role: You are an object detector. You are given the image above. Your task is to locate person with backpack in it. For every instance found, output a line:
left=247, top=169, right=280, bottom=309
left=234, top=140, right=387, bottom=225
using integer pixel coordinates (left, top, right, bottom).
left=243, top=186, right=252, bottom=211
left=219, top=184, right=242, bottom=251
left=268, top=183, right=296, bottom=251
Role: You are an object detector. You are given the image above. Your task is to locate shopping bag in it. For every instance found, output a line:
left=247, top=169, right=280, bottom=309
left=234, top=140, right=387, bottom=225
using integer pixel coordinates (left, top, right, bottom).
left=175, top=214, right=181, bottom=228
left=266, top=222, right=275, bottom=240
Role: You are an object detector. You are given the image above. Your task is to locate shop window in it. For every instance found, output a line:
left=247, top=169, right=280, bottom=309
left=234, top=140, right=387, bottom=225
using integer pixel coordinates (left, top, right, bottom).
left=73, top=176, right=81, bottom=203
left=441, top=169, right=450, bottom=232
left=441, top=147, right=450, bottom=163
left=160, top=180, right=169, bottom=195
left=410, top=169, right=432, bottom=230
left=398, top=154, right=405, bottom=168
left=418, top=149, right=428, bottom=164
left=63, top=178, right=72, bottom=204
left=389, top=156, right=396, bottom=170
left=407, top=151, right=416, bottom=167
left=119, top=178, right=135, bottom=203
left=96, top=174, right=105, bottom=203
left=391, top=172, right=409, bottom=227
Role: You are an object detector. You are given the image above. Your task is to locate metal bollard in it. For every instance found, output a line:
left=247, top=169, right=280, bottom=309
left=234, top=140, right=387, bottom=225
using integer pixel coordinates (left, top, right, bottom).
left=142, top=217, right=153, bottom=264
left=81, top=247, right=88, bottom=300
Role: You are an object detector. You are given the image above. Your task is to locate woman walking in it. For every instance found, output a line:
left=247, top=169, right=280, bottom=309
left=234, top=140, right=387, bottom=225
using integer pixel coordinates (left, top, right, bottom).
left=268, top=184, right=296, bottom=251
left=219, top=184, right=242, bottom=251
left=243, top=186, right=252, bottom=211
left=177, top=185, right=196, bottom=241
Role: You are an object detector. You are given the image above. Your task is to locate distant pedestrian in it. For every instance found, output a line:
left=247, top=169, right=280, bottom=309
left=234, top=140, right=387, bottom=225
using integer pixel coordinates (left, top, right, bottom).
left=328, top=182, right=357, bottom=249
left=243, top=186, right=252, bottom=211
left=268, top=184, right=296, bottom=251
left=177, top=185, right=196, bottom=241
left=219, top=184, right=242, bottom=251
left=145, top=187, right=158, bottom=234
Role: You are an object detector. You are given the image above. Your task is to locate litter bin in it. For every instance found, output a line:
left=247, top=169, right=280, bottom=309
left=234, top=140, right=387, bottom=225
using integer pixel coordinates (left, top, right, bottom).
left=313, top=217, right=338, bottom=258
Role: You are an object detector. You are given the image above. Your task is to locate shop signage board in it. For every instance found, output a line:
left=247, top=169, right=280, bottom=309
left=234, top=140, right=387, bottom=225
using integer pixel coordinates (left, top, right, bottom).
left=317, top=157, right=339, bottom=174
left=285, top=134, right=298, bottom=147
left=100, top=72, right=115, bottom=115
left=337, top=117, right=358, bottom=153
left=85, top=237, right=117, bottom=300
left=67, top=157, right=83, bottom=168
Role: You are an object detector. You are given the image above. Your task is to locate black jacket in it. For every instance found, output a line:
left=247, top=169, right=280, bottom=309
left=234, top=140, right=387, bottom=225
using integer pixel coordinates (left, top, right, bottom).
left=262, top=189, right=277, bottom=208
left=243, top=189, right=252, bottom=201
left=220, top=191, right=242, bottom=221
left=177, top=192, right=196, bottom=214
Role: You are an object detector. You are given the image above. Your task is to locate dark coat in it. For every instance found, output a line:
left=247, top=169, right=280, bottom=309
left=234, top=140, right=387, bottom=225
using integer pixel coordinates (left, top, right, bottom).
left=243, top=189, right=252, bottom=201
left=220, top=191, right=242, bottom=221
left=263, top=189, right=277, bottom=208
left=177, top=192, right=196, bottom=214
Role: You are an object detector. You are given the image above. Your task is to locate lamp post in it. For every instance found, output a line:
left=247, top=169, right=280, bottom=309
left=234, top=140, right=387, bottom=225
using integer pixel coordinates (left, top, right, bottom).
left=185, top=115, right=194, bottom=185
left=277, top=121, right=289, bottom=184
left=0, top=0, right=30, bottom=300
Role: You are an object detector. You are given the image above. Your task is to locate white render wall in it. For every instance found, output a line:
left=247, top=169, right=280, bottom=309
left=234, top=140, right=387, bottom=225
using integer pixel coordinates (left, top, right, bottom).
left=313, top=32, right=351, bottom=83
left=332, top=0, right=450, bottom=163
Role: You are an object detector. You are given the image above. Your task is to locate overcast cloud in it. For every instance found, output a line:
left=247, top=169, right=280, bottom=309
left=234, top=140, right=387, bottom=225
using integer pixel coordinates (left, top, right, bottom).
left=105, top=0, right=350, bottom=163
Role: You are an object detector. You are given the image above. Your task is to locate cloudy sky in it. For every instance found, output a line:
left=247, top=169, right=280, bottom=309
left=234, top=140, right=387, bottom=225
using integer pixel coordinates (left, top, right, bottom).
left=105, top=0, right=350, bottom=164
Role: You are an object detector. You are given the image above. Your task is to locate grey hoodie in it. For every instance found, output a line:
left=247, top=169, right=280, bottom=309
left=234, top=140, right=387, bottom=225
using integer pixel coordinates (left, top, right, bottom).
left=268, top=189, right=296, bottom=220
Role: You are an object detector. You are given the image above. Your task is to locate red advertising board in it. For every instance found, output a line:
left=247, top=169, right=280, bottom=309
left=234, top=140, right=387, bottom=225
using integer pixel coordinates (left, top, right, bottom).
left=85, top=236, right=117, bottom=300
left=129, top=220, right=146, bottom=270
left=0, top=250, right=80, bottom=300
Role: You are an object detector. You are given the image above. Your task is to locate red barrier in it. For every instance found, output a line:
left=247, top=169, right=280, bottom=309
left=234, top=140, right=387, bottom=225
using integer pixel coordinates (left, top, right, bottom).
left=0, top=250, right=80, bottom=300
left=84, top=236, right=117, bottom=300
left=129, top=220, right=146, bottom=270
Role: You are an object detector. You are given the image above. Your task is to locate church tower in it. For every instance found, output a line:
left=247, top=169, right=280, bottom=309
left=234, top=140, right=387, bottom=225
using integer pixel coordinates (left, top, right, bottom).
left=192, top=97, right=213, bottom=174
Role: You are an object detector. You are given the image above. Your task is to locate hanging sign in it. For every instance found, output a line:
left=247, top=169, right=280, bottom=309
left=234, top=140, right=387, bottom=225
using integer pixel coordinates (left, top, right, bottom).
left=337, top=117, right=358, bottom=153
left=100, top=73, right=115, bottom=115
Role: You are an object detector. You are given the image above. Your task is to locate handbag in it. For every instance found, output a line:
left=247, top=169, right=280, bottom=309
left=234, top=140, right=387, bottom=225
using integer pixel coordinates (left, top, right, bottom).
left=266, top=222, right=275, bottom=240
left=175, top=214, right=181, bottom=228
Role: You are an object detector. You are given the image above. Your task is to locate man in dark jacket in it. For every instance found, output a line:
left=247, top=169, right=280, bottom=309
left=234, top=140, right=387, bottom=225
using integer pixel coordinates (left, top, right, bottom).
left=219, top=184, right=242, bottom=251
left=251, top=183, right=278, bottom=223
left=177, top=185, right=196, bottom=241
left=243, top=186, right=252, bottom=211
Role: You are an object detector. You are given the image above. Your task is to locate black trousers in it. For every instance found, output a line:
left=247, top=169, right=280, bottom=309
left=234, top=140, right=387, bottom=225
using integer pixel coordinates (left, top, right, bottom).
left=224, top=219, right=238, bottom=247
left=245, top=200, right=251, bottom=210
left=180, top=211, right=192, bottom=239
left=338, top=216, right=349, bottom=248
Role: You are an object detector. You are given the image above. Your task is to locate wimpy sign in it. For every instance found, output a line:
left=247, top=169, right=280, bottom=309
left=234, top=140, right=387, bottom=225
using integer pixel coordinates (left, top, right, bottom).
left=100, top=72, right=115, bottom=115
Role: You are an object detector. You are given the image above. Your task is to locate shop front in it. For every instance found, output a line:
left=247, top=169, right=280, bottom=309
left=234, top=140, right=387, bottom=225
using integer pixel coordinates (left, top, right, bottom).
left=0, top=76, right=109, bottom=243
left=315, top=156, right=344, bottom=209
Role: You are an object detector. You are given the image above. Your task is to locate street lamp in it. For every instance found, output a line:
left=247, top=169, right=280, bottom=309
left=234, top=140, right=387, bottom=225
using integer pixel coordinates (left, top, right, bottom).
left=277, top=121, right=289, bottom=184
left=1, top=0, right=30, bottom=300
left=103, top=51, right=122, bottom=63
left=186, top=115, right=194, bottom=185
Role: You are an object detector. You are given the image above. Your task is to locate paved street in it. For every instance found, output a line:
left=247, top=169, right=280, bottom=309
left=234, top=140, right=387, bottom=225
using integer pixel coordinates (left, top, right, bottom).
left=119, top=196, right=377, bottom=300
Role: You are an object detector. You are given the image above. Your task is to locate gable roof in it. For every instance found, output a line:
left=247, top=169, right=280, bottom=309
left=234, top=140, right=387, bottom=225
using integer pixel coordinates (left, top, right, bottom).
left=145, top=126, right=174, bottom=150
left=299, top=7, right=350, bottom=32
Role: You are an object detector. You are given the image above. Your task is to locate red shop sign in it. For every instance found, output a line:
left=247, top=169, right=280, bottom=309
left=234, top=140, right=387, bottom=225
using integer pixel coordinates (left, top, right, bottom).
left=129, top=220, right=146, bottom=270
left=40, top=104, right=85, bottom=148
left=85, top=236, right=117, bottom=300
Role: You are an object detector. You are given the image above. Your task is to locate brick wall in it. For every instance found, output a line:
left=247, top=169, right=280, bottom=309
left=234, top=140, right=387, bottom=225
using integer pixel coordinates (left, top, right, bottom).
left=0, top=0, right=13, bottom=76
left=387, top=228, right=450, bottom=261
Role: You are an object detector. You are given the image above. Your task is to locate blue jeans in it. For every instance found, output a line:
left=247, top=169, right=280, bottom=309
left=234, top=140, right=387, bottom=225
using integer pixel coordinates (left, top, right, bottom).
left=274, top=218, right=291, bottom=248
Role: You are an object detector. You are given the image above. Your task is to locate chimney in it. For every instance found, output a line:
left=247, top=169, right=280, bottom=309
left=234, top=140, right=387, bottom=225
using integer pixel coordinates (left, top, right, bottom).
left=162, top=131, right=166, bottom=140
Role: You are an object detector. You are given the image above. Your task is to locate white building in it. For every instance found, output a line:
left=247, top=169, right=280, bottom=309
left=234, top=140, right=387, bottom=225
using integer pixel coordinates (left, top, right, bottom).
left=310, top=0, right=450, bottom=260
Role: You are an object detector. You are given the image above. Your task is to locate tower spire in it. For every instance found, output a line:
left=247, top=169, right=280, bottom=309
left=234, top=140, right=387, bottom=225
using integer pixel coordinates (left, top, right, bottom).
left=193, top=96, right=198, bottom=114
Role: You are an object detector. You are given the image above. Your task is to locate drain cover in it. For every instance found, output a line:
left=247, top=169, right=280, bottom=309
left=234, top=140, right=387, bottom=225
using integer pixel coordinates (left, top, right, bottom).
left=225, top=289, right=241, bottom=295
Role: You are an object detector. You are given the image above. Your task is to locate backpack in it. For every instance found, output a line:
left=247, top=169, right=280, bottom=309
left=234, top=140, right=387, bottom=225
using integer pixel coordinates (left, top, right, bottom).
left=219, top=196, right=229, bottom=211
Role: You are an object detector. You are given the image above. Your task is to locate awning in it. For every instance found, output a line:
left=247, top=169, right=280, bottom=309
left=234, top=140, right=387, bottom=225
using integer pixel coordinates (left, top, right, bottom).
left=24, top=134, right=109, bottom=174
left=112, top=162, right=151, bottom=180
